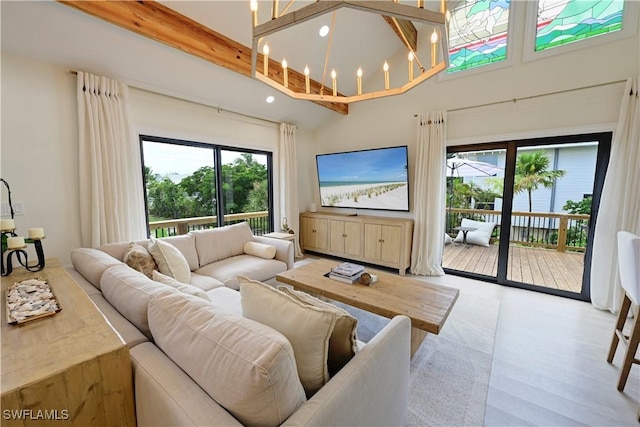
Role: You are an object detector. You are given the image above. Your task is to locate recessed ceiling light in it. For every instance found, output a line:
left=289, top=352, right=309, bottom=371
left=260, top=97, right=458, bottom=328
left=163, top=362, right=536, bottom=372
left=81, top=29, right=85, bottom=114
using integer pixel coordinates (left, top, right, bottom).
left=319, top=25, right=330, bottom=37
left=266, top=95, right=275, bottom=104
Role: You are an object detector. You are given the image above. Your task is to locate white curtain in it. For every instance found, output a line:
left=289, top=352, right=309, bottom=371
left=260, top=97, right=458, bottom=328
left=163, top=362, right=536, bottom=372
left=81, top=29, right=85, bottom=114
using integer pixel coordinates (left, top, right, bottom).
left=77, top=72, right=147, bottom=247
left=280, top=123, right=303, bottom=257
left=590, top=77, right=640, bottom=312
left=411, top=112, right=447, bottom=276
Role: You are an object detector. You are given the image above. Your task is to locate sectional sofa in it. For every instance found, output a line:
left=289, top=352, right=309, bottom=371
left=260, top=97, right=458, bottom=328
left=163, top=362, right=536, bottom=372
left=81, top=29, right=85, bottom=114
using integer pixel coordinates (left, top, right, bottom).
left=66, top=222, right=411, bottom=426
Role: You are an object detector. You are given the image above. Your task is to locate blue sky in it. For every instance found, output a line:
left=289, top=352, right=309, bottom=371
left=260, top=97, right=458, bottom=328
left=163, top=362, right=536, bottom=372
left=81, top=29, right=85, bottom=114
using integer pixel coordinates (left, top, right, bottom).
left=316, top=146, right=408, bottom=182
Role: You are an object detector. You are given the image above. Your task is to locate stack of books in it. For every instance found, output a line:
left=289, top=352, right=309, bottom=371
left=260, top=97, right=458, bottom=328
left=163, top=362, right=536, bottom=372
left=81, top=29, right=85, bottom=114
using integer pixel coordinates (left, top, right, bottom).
left=328, top=262, right=365, bottom=284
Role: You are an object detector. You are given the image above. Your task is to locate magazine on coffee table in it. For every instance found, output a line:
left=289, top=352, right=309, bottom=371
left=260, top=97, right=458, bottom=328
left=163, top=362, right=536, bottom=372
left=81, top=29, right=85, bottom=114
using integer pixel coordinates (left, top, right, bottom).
left=330, top=262, right=365, bottom=277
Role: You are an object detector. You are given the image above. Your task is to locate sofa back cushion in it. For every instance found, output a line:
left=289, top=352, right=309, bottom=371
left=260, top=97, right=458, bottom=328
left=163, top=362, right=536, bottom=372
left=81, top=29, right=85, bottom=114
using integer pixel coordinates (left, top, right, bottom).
left=192, top=222, right=254, bottom=267
left=101, top=264, right=176, bottom=339
left=160, top=234, right=199, bottom=271
left=148, top=291, right=306, bottom=427
left=71, top=248, right=123, bottom=291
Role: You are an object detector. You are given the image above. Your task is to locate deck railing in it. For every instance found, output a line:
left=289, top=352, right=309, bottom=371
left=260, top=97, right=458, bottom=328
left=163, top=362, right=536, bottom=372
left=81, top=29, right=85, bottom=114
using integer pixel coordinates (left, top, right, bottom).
left=446, top=208, right=590, bottom=252
left=149, top=211, right=270, bottom=238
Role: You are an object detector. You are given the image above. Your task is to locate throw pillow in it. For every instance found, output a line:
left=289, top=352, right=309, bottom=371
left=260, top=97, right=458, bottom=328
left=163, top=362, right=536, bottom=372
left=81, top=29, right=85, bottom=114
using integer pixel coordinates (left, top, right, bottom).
left=239, top=275, right=337, bottom=397
left=152, top=270, right=210, bottom=301
left=148, top=237, right=192, bottom=284
left=148, top=291, right=306, bottom=427
left=243, top=241, right=276, bottom=259
left=279, top=287, right=358, bottom=376
left=123, top=242, right=157, bottom=278
left=453, top=218, right=497, bottom=247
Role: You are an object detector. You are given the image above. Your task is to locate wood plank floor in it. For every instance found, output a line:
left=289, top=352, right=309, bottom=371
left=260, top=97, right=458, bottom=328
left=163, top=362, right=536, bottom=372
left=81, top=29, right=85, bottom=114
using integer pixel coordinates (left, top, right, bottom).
left=443, top=243, right=585, bottom=293
left=297, top=255, right=640, bottom=425
left=428, top=273, right=640, bottom=426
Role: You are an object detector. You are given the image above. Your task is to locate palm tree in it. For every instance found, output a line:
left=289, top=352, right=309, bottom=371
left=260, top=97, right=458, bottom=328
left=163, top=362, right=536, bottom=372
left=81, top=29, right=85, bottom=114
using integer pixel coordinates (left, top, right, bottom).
left=514, top=151, right=566, bottom=239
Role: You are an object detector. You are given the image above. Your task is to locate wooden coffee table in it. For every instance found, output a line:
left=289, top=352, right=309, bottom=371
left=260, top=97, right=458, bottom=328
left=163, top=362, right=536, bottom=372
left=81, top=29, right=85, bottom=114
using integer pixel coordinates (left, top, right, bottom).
left=276, top=259, right=459, bottom=357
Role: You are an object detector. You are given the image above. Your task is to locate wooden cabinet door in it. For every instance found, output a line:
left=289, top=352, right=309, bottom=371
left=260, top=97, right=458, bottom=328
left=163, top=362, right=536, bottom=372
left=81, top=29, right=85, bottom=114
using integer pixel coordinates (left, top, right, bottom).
left=364, top=224, right=382, bottom=260
left=380, top=225, right=401, bottom=264
left=330, top=220, right=346, bottom=253
left=312, top=218, right=329, bottom=250
left=344, top=221, right=362, bottom=257
left=301, top=216, right=314, bottom=249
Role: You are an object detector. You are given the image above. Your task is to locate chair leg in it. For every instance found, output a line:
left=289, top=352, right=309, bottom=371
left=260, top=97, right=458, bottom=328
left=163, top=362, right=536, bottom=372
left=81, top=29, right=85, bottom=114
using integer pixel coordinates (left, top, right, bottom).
left=617, top=312, right=640, bottom=392
left=608, top=294, right=632, bottom=363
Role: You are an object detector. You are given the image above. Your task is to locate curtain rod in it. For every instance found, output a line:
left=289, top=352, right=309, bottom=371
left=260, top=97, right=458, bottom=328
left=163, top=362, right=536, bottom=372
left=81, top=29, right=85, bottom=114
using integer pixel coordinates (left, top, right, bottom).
left=67, top=69, right=283, bottom=127
left=414, top=79, right=627, bottom=117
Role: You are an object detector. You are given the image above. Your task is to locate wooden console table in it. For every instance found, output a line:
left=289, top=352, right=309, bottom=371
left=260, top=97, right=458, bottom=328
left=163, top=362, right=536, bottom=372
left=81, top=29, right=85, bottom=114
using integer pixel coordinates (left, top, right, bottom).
left=1, top=259, right=136, bottom=426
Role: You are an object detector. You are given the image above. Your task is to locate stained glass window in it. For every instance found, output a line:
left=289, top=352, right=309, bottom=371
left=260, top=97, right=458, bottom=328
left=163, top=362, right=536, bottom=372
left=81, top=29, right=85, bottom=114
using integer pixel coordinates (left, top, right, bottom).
left=535, top=0, right=625, bottom=52
left=447, top=0, right=512, bottom=74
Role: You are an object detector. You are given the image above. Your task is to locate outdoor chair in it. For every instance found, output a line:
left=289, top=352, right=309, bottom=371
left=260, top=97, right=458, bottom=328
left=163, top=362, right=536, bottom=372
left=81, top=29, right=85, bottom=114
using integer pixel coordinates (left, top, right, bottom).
left=607, top=230, right=640, bottom=422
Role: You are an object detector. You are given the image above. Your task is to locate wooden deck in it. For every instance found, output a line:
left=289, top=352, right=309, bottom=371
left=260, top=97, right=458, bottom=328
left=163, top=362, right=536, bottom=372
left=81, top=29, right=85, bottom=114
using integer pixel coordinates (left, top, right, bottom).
left=443, top=243, right=585, bottom=293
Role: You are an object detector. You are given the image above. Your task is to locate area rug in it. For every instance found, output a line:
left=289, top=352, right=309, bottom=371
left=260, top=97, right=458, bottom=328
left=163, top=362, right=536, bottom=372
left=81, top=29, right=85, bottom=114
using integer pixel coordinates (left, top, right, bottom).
left=333, top=292, right=500, bottom=427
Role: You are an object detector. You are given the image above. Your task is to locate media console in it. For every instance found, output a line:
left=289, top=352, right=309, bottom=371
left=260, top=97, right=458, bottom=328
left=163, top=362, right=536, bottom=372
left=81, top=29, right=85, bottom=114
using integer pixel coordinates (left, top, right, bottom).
left=300, top=212, right=413, bottom=275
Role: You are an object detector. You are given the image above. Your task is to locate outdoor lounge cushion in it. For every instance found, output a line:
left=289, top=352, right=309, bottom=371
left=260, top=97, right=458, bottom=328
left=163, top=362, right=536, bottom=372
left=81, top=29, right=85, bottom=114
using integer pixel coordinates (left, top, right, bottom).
left=454, top=218, right=497, bottom=247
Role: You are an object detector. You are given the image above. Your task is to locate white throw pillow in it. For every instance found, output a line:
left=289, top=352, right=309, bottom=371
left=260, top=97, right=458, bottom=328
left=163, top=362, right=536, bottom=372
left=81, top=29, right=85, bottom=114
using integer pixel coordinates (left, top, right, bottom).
left=243, top=241, right=276, bottom=259
left=239, top=275, right=337, bottom=397
left=148, top=291, right=306, bottom=427
left=453, top=218, right=497, bottom=247
left=279, top=287, right=358, bottom=376
left=152, top=270, right=210, bottom=301
left=148, top=237, right=191, bottom=284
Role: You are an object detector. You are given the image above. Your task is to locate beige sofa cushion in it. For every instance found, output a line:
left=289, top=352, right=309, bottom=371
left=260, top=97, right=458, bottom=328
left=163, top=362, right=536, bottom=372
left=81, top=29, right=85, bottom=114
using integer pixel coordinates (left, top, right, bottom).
left=161, top=233, right=199, bottom=271
left=123, top=242, right=157, bottom=278
left=100, top=264, right=176, bottom=339
left=243, top=241, right=276, bottom=259
left=148, top=291, right=306, bottom=427
left=239, top=276, right=337, bottom=397
left=196, top=255, right=287, bottom=290
left=152, top=271, right=210, bottom=301
left=192, top=222, right=254, bottom=267
left=206, top=287, right=243, bottom=316
left=189, top=273, right=225, bottom=291
left=280, top=287, right=358, bottom=376
left=148, top=237, right=191, bottom=284
left=71, top=248, right=123, bottom=290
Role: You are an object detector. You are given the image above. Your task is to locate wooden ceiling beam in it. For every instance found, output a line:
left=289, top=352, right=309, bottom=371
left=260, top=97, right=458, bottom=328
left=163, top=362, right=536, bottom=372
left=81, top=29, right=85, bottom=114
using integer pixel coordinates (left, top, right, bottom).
left=383, top=16, right=418, bottom=52
left=58, top=1, right=348, bottom=115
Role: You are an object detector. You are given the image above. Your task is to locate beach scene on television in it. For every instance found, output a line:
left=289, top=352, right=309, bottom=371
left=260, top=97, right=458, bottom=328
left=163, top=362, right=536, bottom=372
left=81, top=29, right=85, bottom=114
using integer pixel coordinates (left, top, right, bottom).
left=317, top=146, right=409, bottom=211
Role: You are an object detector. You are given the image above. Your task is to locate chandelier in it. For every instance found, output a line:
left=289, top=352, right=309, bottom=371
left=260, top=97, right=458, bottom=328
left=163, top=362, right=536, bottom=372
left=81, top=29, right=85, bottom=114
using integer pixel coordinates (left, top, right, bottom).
left=250, top=0, right=450, bottom=104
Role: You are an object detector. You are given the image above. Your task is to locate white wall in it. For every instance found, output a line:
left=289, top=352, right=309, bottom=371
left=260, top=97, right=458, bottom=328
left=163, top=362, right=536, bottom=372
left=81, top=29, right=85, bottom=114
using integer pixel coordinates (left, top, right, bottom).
left=1, top=54, right=308, bottom=265
left=309, top=21, right=639, bottom=218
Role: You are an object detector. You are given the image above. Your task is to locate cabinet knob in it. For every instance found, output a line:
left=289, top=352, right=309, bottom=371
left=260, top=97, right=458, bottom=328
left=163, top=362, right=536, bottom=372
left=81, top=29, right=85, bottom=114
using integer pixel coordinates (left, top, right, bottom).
left=343, top=234, right=347, bottom=237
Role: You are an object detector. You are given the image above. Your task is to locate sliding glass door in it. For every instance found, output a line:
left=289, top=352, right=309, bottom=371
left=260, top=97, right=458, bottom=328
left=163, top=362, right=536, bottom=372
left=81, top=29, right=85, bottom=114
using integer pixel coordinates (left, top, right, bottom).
left=444, top=133, right=611, bottom=301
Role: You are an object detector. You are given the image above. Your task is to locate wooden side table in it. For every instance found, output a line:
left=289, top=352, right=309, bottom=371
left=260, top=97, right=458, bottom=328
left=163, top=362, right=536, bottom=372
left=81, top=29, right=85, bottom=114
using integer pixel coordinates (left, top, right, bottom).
left=263, top=231, right=296, bottom=242
left=1, top=259, right=136, bottom=426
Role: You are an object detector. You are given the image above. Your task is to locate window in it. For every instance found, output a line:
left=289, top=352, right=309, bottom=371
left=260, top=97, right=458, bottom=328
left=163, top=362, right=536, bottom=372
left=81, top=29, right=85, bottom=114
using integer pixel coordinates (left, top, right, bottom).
left=140, top=135, right=273, bottom=237
left=447, top=0, right=512, bottom=74
left=535, top=0, right=625, bottom=52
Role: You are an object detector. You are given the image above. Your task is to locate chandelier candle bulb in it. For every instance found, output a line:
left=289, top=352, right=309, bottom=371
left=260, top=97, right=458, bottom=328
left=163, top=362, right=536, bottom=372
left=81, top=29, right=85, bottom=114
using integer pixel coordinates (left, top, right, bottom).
left=28, top=228, right=45, bottom=239
left=263, top=43, right=269, bottom=76
left=304, top=65, right=310, bottom=93
left=431, top=30, right=438, bottom=68
left=383, top=61, right=390, bottom=90
left=408, top=52, right=414, bottom=81
left=1, top=219, right=15, bottom=231
left=250, top=0, right=258, bottom=27
left=282, top=58, right=288, bottom=88
left=331, top=69, right=337, bottom=97
left=356, top=67, right=363, bottom=95
left=7, top=236, right=25, bottom=250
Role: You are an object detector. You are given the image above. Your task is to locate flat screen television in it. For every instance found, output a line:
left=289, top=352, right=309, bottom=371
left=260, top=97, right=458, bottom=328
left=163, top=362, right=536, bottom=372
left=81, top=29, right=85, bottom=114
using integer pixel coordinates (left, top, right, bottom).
left=316, top=146, right=409, bottom=212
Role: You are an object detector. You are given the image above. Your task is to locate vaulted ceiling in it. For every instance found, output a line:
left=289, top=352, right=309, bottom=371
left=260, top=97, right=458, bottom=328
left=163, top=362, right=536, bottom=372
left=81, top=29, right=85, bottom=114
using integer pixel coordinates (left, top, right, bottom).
left=1, top=1, right=446, bottom=129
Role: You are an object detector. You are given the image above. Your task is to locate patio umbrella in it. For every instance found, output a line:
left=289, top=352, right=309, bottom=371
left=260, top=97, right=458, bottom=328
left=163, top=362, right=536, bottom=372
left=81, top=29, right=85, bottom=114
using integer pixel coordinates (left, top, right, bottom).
left=445, top=156, right=502, bottom=233
left=446, top=156, right=502, bottom=177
